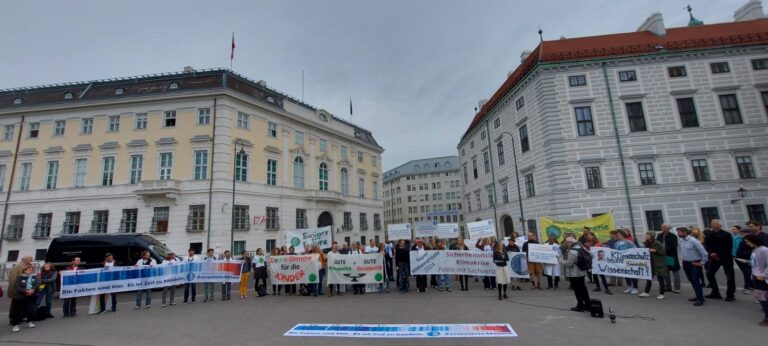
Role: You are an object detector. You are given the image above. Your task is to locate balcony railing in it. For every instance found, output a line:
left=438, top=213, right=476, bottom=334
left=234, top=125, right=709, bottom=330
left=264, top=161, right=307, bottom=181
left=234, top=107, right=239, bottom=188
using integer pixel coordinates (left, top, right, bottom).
left=265, top=219, right=280, bottom=231
left=150, top=219, right=169, bottom=234
left=134, top=180, right=180, bottom=202
left=118, top=219, right=137, bottom=233
left=32, top=224, right=51, bottom=239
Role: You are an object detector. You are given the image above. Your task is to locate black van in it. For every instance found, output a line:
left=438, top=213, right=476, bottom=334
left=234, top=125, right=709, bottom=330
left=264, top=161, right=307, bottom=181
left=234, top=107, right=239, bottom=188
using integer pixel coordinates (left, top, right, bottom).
left=45, top=234, right=172, bottom=270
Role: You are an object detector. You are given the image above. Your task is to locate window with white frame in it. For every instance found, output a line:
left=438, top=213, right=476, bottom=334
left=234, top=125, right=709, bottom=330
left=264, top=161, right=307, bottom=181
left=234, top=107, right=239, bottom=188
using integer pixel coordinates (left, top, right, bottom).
left=194, top=150, right=208, bottom=180
left=197, top=108, right=211, bottom=125
left=135, top=113, right=147, bottom=130
left=318, top=163, right=328, bottom=191
left=54, top=120, right=66, bottom=136
left=237, top=112, right=249, bottom=129
left=46, top=161, right=59, bottom=190
left=28, top=122, right=39, bottom=138
left=81, top=118, right=93, bottom=134
left=295, top=209, right=308, bottom=229
left=319, top=139, right=327, bottom=153
left=267, top=121, right=278, bottom=137
left=267, top=159, right=277, bottom=186
left=108, top=115, right=120, bottom=132
left=159, top=153, right=173, bottom=180
left=235, top=152, right=248, bottom=182
left=293, top=156, right=305, bottom=189
left=164, top=111, right=176, bottom=127
left=295, top=130, right=304, bottom=145
left=74, top=158, right=87, bottom=187
left=102, top=157, right=115, bottom=186
left=3, top=125, right=14, bottom=140
left=130, top=155, right=143, bottom=184
left=19, top=162, right=32, bottom=191
left=340, top=167, right=349, bottom=195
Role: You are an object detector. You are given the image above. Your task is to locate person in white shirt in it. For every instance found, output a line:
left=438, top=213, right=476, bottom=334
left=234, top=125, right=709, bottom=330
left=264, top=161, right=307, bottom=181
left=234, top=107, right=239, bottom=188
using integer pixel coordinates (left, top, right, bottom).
left=161, top=252, right=179, bottom=308
left=134, top=251, right=157, bottom=309
left=221, top=251, right=234, bottom=301
left=98, top=253, right=117, bottom=314
left=203, top=249, right=216, bottom=302
left=183, top=249, right=199, bottom=304
left=252, top=248, right=268, bottom=295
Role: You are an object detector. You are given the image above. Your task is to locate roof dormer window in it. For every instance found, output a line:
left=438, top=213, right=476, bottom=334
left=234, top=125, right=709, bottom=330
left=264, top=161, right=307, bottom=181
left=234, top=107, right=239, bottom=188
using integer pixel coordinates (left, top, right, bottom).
left=64, top=92, right=73, bottom=100
left=115, top=88, right=124, bottom=95
left=12, top=98, right=22, bottom=105
left=169, top=82, right=179, bottom=90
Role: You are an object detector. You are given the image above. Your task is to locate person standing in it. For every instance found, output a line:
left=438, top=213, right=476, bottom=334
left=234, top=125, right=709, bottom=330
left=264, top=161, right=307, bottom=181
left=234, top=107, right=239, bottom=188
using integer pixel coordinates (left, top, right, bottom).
left=11, top=265, right=37, bottom=333
left=269, top=248, right=282, bottom=296
left=62, top=257, right=82, bottom=318
left=313, top=246, right=326, bottom=297
left=543, top=235, right=561, bottom=289
left=493, top=243, right=510, bottom=300
left=640, top=231, right=668, bottom=299
left=35, top=263, right=57, bottom=318
left=657, top=224, right=681, bottom=293
left=253, top=248, right=268, bottom=296
left=161, top=252, right=179, bottom=308
left=350, top=242, right=365, bottom=295
left=477, top=238, right=495, bottom=290
left=328, top=244, right=342, bottom=296
left=239, top=251, right=252, bottom=299
left=384, top=238, right=395, bottom=282
left=98, top=254, right=117, bottom=314
left=221, top=251, right=234, bottom=301
left=395, top=239, right=411, bottom=293
left=559, top=237, right=590, bottom=312
left=585, top=233, right=610, bottom=295
left=523, top=233, right=543, bottom=290
left=412, top=239, right=427, bottom=293
left=615, top=230, right=639, bottom=294
left=452, top=238, right=470, bottom=291
left=704, top=219, right=736, bottom=301
left=7, top=256, right=33, bottom=326
left=377, top=243, right=390, bottom=293
left=678, top=227, right=709, bottom=306
left=578, top=227, right=590, bottom=245
left=134, top=251, right=156, bottom=309
left=435, top=240, right=452, bottom=292
left=203, top=249, right=217, bottom=302
left=743, top=234, right=768, bottom=326
left=183, top=249, right=199, bottom=304
left=738, top=220, right=768, bottom=294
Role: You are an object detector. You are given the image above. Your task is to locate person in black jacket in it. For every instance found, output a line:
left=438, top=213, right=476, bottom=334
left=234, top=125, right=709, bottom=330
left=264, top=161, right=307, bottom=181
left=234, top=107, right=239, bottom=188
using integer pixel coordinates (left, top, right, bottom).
left=394, top=239, right=411, bottom=293
left=12, top=265, right=37, bottom=332
left=493, top=243, right=510, bottom=300
left=657, top=224, right=681, bottom=293
left=412, top=239, right=428, bottom=293
left=703, top=219, right=735, bottom=301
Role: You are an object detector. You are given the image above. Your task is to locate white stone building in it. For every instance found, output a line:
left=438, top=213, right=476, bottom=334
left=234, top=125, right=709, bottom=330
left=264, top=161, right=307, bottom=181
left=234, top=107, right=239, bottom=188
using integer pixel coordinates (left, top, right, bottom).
left=458, top=2, right=768, bottom=240
left=383, top=156, right=466, bottom=234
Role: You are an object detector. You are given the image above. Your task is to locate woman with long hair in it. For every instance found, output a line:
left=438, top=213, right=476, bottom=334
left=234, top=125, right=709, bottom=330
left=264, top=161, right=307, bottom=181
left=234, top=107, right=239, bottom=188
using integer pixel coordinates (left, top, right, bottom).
left=270, top=248, right=282, bottom=295
left=477, top=238, right=495, bottom=290
left=452, top=238, right=469, bottom=290
left=493, top=243, right=510, bottom=300
left=744, top=234, right=768, bottom=326
left=35, top=263, right=57, bottom=318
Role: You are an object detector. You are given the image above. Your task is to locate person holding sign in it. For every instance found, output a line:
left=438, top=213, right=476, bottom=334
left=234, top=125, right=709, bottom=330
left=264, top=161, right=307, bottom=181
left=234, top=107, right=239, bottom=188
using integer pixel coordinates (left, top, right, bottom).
left=395, top=240, right=411, bottom=293
left=350, top=242, right=365, bottom=295
left=203, top=249, right=217, bottom=302
left=640, top=231, right=668, bottom=299
left=253, top=248, right=268, bottom=296
left=269, top=248, right=282, bottom=296
left=161, top=252, right=179, bottom=307
left=183, top=249, right=199, bottom=304
left=493, top=243, right=510, bottom=300
left=412, top=239, right=428, bottom=293
left=543, top=235, right=561, bottom=290
left=134, top=251, right=156, bottom=310
left=98, top=254, right=117, bottom=313
left=615, top=230, right=639, bottom=295
left=523, top=233, right=543, bottom=290
left=62, top=257, right=82, bottom=318
left=35, top=263, right=57, bottom=318
left=451, top=238, right=470, bottom=291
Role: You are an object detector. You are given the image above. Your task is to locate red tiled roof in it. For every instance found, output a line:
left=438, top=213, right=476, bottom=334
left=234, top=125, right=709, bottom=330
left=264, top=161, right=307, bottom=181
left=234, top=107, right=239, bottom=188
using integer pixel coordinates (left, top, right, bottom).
left=462, top=18, right=768, bottom=140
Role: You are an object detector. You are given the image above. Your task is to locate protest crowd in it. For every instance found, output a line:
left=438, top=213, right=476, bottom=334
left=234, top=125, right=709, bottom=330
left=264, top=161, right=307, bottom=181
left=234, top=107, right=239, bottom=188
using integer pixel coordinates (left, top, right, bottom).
left=4, top=219, right=768, bottom=333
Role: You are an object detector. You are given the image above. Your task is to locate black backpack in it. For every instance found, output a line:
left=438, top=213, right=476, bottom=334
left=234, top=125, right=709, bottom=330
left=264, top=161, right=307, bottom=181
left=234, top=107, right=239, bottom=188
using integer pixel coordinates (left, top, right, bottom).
left=256, top=285, right=268, bottom=297
left=576, top=246, right=593, bottom=271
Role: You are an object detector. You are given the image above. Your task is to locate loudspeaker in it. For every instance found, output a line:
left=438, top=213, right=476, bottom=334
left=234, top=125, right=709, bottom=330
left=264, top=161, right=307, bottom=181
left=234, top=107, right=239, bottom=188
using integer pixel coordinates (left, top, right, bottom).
left=588, top=299, right=604, bottom=318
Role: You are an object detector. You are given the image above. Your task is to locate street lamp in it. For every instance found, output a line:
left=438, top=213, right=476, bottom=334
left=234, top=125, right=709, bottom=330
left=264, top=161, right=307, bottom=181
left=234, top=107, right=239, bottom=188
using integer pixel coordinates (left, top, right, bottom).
left=484, top=117, right=526, bottom=239
left=231, top=140, right=246, bottom=253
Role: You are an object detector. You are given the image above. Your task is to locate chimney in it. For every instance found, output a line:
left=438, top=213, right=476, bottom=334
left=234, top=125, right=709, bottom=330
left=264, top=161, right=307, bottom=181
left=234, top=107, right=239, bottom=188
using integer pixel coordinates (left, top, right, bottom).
left=637, top=12, right=666, bottom=36
left=734, top=0, right=765, bottom=21
left=478, top=99, right=489, bottom=109
left=520, top=50, right=532, bottom=63
left=183, top=66, right=195, bottom=73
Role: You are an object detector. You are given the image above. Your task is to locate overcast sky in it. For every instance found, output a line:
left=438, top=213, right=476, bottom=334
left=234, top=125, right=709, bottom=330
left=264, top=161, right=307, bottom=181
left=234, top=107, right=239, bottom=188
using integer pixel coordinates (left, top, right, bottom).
left=0, top=0, right=744, bottom=170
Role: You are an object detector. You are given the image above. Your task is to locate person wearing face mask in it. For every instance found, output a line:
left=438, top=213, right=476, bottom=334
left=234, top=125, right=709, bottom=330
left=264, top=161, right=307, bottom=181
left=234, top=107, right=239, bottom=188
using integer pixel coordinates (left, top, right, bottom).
left=678, top=227, right=709, bottom=306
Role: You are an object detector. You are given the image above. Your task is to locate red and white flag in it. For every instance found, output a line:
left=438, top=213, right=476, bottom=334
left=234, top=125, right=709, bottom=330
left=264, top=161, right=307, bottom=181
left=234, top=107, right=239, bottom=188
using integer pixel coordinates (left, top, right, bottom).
left=230, top=33, right=236, bottom=61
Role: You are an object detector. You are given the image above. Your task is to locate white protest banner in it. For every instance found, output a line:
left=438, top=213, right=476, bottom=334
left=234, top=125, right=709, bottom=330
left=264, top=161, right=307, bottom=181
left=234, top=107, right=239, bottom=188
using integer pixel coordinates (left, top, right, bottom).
left=515, top=236, right=527, bottom=249
left=268, top=254, right=320, bottom=284
left=284, top=226, right=333, bottom=253
left=59, top=260, right=242, bottom=299
left=465, top=239, right=482, bottom=251
left=327, top=253, right=384, bottom=285
left=409, top=250, right=495, bottom=276
left=387, top=223, right=412, bottom=241
left=467, top=219, right=496, bottom=239
left=414, top=221, right=437, bottom=238
left=435, top=223, right=460, bottom=238
left=591, top=247, right=652, bottom=280
left=527, top=244, right=559, bottom=264
left=507, top=252, right=529, bottom=279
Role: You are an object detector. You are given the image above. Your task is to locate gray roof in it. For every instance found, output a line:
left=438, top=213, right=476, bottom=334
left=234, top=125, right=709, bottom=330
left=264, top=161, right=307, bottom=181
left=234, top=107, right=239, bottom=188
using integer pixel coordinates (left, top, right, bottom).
left=383, top=155, right=460, bottom=183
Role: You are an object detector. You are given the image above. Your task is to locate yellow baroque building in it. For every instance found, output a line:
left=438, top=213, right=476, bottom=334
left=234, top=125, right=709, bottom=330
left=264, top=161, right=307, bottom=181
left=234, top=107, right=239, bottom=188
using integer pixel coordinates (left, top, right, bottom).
left=0, top=68, right=384, bottom=262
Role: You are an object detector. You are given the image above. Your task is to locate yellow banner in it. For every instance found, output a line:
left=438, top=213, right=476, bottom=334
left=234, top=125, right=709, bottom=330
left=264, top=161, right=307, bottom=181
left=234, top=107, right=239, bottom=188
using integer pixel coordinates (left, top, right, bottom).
left=539, top=214, right=616, bottom=242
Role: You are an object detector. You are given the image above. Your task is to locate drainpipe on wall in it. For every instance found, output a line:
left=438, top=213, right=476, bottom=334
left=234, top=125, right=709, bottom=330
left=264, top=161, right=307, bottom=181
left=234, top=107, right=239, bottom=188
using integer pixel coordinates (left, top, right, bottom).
left=601, top=62, right=638, bottom=241
left=206, top=98, right=217, bottom=251
left=0, top=115, right=25, bottom=256
left=484, top=118, right=501, bottom=240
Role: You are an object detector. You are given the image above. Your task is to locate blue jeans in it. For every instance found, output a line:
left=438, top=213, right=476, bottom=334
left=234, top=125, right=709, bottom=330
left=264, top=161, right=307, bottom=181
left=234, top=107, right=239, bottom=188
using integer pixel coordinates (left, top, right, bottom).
left=135, top=289, right=151, bottom=307
left=397, top=263, right=410, bottom=292
left=184, top=283, right=197, bottom=303
left=36, top=288, right=54, bottom=315
left=438, top=274, right=451, bottom=289
left=315, top=269, right=325, bottom=296
left=683, top=261, right=704, bottom=302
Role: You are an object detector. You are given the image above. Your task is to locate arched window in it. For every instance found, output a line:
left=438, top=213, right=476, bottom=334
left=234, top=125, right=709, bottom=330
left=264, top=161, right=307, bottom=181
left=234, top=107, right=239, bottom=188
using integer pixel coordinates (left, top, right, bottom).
left=319, top=162, right=328, bottom=191
left=340, top=167, right=349, bottom=195
left=445, top=161, right=451, bottom=168
left=293, top=156, right=305, bottom=189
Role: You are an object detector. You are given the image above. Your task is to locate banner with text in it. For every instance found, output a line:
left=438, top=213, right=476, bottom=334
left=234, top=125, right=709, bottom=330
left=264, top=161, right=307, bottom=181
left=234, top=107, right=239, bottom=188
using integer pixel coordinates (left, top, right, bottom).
left=327, top=253, right=384, bottom=285
left=409, top=250, right=495, bottom=276
left=387, top=223, right=412, bottom=241
left=591, top=247, right=652, bottom=280
left=268, top=254, right=320, bottom=284
left=539, top=214, right=616, bottom=242
left=59, top=261, right=242, bottom=298
left=467, top=219, right=496, bottom=239
left=526, top=244, right=560, bottom=265
left=414, top=222, right=460, bottom=239
left=283, top=226, right=333, bottom=253
left=507, top=252, right=529, bottom=279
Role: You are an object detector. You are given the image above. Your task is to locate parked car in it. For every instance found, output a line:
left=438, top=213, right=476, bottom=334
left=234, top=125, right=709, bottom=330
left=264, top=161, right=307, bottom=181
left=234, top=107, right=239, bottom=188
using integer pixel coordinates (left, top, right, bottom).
left=45, top=233, right=172, bottom=271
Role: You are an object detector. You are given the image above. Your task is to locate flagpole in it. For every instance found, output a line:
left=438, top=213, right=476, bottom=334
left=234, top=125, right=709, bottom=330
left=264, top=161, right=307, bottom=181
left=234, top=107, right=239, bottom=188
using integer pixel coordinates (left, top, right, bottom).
left=230, top=32, right=235, bottom=70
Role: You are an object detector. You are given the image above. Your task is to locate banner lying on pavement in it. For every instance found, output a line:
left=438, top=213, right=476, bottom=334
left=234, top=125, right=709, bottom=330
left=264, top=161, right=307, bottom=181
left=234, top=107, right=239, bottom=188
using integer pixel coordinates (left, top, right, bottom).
left=59, top=261, right=242, bottom=298
left=327, top=253, right=384, bottom=285
left=284, top=323, right=518, bottom=338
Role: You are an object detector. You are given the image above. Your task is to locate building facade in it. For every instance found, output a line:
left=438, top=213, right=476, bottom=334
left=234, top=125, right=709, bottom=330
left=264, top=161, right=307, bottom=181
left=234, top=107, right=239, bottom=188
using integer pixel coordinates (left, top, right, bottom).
left=458, top=2, right=768, bottom=240
left=383, top=156, right=465, bottom=235
left=0, top=68, right=384, bottom=262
